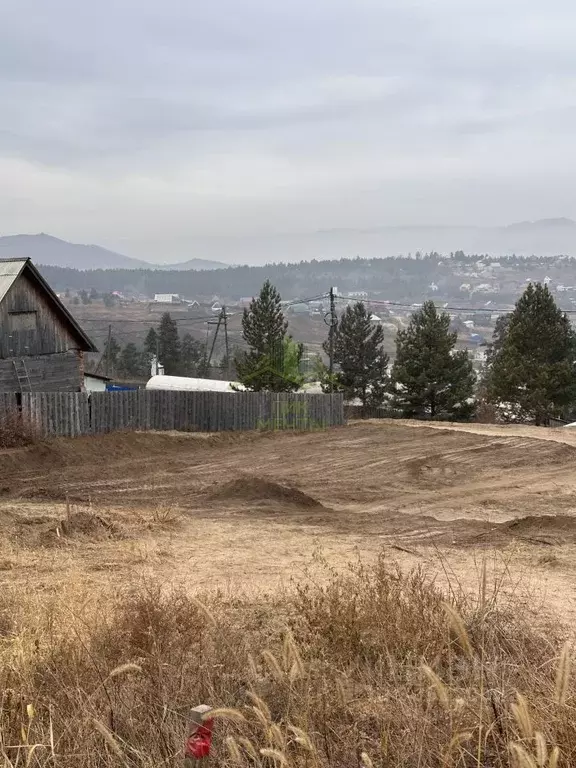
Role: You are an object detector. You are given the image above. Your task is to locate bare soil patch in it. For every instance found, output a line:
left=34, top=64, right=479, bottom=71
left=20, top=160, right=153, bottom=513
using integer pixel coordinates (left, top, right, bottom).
left=3, top=420, right=576, bottom=624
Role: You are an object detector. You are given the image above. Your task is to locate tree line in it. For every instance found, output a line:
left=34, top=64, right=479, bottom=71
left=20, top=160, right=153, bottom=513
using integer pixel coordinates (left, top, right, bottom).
left=98, top=278, right=576, bottom=426
left=97, top=313, right=208, bottom=380
left=235, top=279, right=576, bottom=425
left=39, top=252, right=576, bottom=305
left=233, top=280, right=475, bottom=419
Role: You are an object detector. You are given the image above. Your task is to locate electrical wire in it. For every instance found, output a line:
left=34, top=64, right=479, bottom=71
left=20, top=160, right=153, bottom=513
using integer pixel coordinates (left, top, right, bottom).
left=335, top=295, right=576, bottom=314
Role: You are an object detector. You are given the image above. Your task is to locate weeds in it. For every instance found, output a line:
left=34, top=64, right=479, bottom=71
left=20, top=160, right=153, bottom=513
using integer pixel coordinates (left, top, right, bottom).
left=0, top=409, right=39, bottom=449
left=0, top=554, right=574, bottom=766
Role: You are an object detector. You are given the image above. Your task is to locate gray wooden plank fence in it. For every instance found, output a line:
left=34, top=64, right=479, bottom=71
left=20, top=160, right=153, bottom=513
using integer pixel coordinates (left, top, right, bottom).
left=0, top=392, right=18, bottom=419
left=23, top=392, right=91, bottom=438
left=3, top=391, right=344, bottom=438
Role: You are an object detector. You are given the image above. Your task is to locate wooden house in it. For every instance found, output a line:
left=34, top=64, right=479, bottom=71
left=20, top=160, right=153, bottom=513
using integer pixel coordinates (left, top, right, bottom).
left=0, top=258, right=97, bottom=392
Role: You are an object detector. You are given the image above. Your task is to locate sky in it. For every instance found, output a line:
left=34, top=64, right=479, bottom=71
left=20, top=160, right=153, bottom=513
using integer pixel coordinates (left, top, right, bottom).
left=2, top=0, right=576, bottom=262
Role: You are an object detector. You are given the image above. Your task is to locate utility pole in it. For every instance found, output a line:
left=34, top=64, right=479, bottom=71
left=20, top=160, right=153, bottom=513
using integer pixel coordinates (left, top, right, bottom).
left=206, top=308, right=225, bottom=372
left=155, top=336, right=160, bottom=375
left=104, top=324, right=112, bottom=378
left=222, top=306, right=230, bottom=378
left=328, top=287, right=337, bottom=394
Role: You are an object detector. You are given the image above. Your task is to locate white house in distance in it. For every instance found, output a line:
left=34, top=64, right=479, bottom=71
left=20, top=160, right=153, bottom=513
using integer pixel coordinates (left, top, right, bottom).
left=154, top=293, right=181, bottom=304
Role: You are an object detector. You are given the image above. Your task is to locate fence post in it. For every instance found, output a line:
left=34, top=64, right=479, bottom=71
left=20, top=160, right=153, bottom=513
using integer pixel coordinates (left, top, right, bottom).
left=184, top=704, right=214, bottom=767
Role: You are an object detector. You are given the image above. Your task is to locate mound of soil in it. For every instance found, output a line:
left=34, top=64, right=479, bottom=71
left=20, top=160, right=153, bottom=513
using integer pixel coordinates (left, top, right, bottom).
left=212, top=477, right=323, bottom=508
left=504, top=515, right=576, bottom=543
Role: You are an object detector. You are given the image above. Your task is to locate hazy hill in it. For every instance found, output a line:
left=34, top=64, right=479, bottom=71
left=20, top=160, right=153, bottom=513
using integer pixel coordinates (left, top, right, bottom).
left=3, top=219, right=576, bottom=271
left=0, top=234, right=226, bottom=271
left=160, top=258, right=228, bottom=271
left=124, top=218, right=576, bottom=264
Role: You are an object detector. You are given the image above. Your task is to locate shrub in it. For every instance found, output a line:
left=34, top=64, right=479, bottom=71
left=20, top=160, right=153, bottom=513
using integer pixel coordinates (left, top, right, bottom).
left=0, top=408, right=39, bottom=448
left=0, top=557, right=573, bottom=767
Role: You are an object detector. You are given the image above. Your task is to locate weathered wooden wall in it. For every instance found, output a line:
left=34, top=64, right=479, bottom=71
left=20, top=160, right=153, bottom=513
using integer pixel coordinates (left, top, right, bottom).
left=0, top=351, right=82, bottom=393
left=0, top=271, right=81, bottom=358
left=7, top=391, right=345, bottom=437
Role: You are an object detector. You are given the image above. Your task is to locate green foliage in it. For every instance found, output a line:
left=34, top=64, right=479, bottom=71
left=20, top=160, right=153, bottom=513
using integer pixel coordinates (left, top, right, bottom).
left=485, top=313, right=510, bottom=369
left=391, top=301, right=476, bottom=420
left=102, top=335, right=121, bottom=376
left=279, top=337, right=305, bottom=389
left=103, top=334, right=121, bottom=365
left=39, top=252, right=576, bottom=306
left=180, top=333, right=204, bottom=376
left=236, top=280, right=303, bottom=391
left=322, top=302, right=389, bottom=408
left=144, top=327, right=157, bottom=357
left=158, top=313, right=181, bottom=375
left=241, top=279, right=288, bottom=354
left=485, top=283, right=576, bottom=424
left=102, top=292, right=116, bottom=308
left=117, top=343, right=143, bottom=379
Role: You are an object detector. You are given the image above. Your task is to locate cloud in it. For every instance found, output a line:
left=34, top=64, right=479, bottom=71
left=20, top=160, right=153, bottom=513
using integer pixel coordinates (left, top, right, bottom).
left=1, top=0, right=576, bottom=258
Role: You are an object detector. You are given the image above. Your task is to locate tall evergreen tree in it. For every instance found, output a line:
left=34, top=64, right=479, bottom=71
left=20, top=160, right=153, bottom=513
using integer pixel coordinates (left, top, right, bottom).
left=321, top=302, right=389, bottom=409
left=117, top=343, right=143, bottom=379
left=236, top=280, right=302, bottom=391
left=144, top=327, right=158, bottom=358
left=486, top=283, right=576, bottom=424
left=140, top=327, right=158, bottom=377
left=102, top=334, right=121, bottom=376
left=180, top=333, right=204, bottom=376
left=158, top=313, right=181, bottom=375
left=391, top=301, right=476, bottom=420
left=485, top=313, right=511, bottom=369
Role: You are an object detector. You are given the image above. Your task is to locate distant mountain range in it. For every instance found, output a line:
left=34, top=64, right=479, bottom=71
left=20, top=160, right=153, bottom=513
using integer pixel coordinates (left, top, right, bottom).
left=0, top=234, right=227, bottom=271
left=169, top=218, right=576, bottom=264
left=2, top=220, right=576, bottom=270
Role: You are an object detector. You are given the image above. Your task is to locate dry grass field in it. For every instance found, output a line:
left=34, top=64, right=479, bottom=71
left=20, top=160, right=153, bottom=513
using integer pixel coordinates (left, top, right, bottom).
left=2, top=420, right=576, bottom=766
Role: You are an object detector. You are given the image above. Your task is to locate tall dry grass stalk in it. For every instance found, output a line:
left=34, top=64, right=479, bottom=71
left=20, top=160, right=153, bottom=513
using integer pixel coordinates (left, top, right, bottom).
left=0, top=554, right=573, bottom=767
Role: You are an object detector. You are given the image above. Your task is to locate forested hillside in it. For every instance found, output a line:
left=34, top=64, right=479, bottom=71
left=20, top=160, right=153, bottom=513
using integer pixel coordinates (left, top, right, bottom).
left=39, top=253, right=576, bottom=305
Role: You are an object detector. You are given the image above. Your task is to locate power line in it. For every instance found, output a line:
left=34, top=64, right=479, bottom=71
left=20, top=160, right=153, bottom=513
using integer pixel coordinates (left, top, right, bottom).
left=79, top=314, right=216, bottom=325
left=335, top=295, right=576, bottom=315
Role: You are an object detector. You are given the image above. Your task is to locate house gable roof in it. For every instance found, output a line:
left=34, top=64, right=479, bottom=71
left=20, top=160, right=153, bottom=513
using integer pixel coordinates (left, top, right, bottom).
left=0, top=258, right=98, bottom=353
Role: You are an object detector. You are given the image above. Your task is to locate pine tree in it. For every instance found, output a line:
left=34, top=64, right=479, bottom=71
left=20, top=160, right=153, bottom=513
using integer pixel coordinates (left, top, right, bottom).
left=142, top=327, right=159, bottom=376
left=102, top=334, right=121, bottom=377
left=486, top=283, right=576, bottom=424
left=485, top=313, right=510, bottom=369
left=158, top=313, right=181, bottom=375
left=391, top=301, right=476, bottom=420
left=117, top=343, right=142, bottom=379
left=180, top=333, right=204, bottom=376
left=236, top=280, right=302, bottom=391
left=322, top=302, right=389, bottom=409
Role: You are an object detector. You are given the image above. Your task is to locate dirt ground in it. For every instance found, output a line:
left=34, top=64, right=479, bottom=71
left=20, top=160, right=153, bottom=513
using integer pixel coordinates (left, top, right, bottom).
left=2, top=420, right=576, bottom=626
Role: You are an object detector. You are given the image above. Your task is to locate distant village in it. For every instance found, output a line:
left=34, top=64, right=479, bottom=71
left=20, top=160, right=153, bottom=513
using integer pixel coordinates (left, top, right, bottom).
left=45, top=252, right=576, bottom=383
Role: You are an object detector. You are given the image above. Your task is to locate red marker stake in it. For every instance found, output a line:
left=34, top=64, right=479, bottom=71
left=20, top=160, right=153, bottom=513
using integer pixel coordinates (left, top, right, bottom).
left=184, top=705, right=213, bottom=768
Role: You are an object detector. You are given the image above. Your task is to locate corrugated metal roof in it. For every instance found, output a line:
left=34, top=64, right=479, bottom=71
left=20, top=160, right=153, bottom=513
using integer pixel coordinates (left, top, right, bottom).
left=0, top=259, right=27, bottom=304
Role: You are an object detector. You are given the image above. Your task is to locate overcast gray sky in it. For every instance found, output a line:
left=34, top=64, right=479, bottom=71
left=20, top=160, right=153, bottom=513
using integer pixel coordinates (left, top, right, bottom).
left=1, top=0, right=576, bottom=262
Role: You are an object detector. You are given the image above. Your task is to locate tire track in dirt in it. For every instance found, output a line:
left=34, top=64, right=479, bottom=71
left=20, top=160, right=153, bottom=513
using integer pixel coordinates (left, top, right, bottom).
left=3, top=421, right=576, bottom=550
